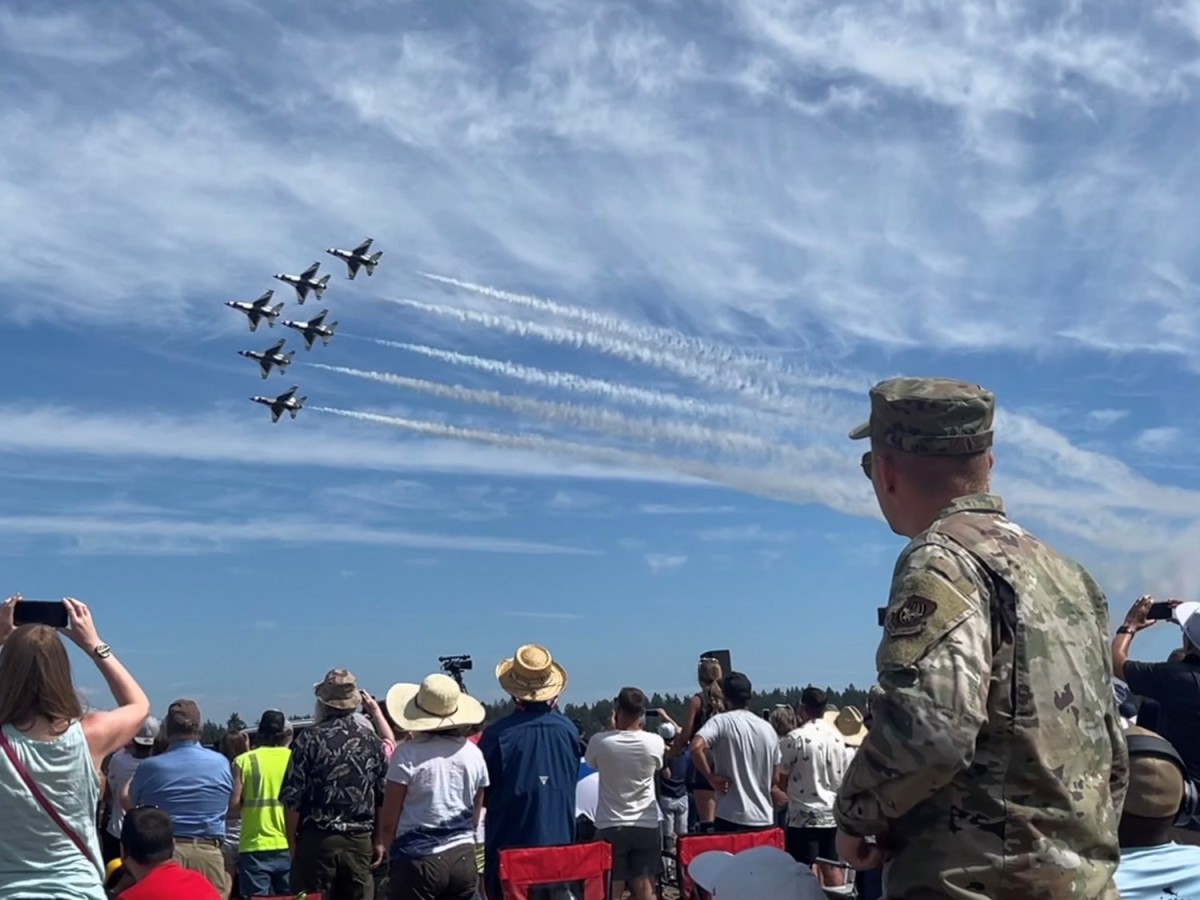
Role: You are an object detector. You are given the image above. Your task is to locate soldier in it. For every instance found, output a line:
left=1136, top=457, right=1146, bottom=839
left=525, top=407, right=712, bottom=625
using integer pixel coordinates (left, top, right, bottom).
left=834, top=377, right=1127, bottom=899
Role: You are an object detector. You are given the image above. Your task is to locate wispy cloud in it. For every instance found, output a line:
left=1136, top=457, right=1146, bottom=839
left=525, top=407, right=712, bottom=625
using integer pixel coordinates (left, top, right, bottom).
left=644, top=553, right=687, bottom=575
left=0, top=514, right=593, bottom=557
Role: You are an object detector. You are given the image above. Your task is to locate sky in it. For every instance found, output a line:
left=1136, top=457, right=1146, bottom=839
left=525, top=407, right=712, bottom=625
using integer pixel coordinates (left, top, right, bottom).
left=3, top=0, right=1200, bottom=722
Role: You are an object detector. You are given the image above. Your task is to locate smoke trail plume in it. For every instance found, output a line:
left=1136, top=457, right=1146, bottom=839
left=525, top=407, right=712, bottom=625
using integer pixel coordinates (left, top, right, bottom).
left=419, top=272, right=867, bottom=394
left=310, top=363, right=794, bottom=459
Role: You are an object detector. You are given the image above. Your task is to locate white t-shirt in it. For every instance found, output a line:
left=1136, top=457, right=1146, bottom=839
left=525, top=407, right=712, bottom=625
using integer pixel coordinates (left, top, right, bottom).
left=696, top=709, right=782, bottom=827
left=780, top=719, right=846, bottom=829
left=585, top=730, right=665, bottom=830
left=106, top=749, right=147, bottom=839
left=387, top=734, right=489, bottom=855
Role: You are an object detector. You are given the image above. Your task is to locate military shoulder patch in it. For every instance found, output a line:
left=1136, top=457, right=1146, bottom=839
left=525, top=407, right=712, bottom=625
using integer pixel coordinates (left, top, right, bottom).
left=877, top=570, right=975, bottom=670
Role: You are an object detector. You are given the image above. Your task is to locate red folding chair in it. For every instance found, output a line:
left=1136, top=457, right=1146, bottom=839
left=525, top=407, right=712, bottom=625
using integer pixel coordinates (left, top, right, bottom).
left=498, top=841, right=613, bottom=900
left=676, top=827, right=785, bottom=900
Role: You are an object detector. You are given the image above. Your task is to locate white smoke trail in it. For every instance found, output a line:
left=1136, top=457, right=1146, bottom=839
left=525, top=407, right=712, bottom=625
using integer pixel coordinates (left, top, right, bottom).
left=419, top=272, right=867, bottom=394
left=311, top=406, right=865, bottom=512
left=310, top=363, right=793, bottom=459
left=363, top=338, right=764, bottom=425
left=382, top=297, right=845, bottom=423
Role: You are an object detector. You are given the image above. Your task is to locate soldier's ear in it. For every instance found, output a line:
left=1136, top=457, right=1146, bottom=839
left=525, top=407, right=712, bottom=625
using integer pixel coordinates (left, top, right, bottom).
left=876, top=450, right=900, bottom=495
left=986, top=449, right=995, bottom=471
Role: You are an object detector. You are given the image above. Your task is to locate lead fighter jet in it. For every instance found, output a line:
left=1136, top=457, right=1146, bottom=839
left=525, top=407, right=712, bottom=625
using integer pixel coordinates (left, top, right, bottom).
left=251, top=385, right=306, bottom=423
left=225, top=290, right=284, bottom=331
left=273, top=262, right=331, bottom=304
left=282, top=309, right=338, bottom=350
left=326, top=237, right=382, bottom=280
left=238, top=338, right=295, bottom=379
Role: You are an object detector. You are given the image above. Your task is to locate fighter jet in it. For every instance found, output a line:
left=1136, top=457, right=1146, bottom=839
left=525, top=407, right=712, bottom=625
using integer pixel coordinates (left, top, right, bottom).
left=251, top=385, right=306, bottom=423
left=225, top=290, right=284, bottom=332
left=238, top=338, right=295, bottom=379
left=282, top=309, right=338, bottom=350
left=273, top=262, right=331, bottom=304
left=326, top=237, right=383, bottom=280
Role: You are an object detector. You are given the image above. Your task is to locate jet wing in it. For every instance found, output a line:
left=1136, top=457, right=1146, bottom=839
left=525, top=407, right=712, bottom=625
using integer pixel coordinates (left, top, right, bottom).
left=277, top=385, right=299, bottom=402
left=253, top=289, right=275, bottom=307
left=308, top=310, right=327, bottom=327
left=270, top=406, right=283, bottom=423
left=352, top=237, right=373, bottom=255
left=266, top=338, right=285, bottom=355
left=300, top=261, right=320, bottom=280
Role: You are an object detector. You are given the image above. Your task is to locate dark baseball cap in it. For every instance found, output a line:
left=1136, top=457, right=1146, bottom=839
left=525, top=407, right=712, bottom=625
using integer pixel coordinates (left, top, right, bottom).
left=257, top=709, right=290, bottom=737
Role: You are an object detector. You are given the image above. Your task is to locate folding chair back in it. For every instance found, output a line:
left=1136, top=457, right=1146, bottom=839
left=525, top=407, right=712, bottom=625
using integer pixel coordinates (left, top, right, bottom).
left=499, top=841, right=613, bottom=900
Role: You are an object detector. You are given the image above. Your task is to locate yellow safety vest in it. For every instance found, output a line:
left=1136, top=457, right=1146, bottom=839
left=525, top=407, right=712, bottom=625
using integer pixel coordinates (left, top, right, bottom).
left=235, top=747, right=291, bottom=852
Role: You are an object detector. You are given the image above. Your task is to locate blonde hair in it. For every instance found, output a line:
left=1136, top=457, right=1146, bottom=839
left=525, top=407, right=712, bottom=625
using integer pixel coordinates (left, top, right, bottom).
left=0, top=625, right=82, bottom=732
left=221, top=731, right=250, bottom=761
left=698, top=659, right=725, bottom=714
left=769, top=706, right=797, bottom=737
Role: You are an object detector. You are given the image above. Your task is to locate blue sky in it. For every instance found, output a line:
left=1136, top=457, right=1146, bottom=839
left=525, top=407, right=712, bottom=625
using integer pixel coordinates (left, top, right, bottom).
left=3, top=1, right=1200, bottom=721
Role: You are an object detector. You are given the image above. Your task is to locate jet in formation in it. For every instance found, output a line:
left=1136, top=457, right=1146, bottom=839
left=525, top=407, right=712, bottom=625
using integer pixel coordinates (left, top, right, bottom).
left=251, top=385, right=306, bottom=423
left=326, top=237, right=383, bottom=280
left=225, top=290, right=284, bottom=332
left=273, top=262, right=331, bottom=304
left=238, top=338, right=295, bottom=379
left=283, top=309, right=338, bottom=350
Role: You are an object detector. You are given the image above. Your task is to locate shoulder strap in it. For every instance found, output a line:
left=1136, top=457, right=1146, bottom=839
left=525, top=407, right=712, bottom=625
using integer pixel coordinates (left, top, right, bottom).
left=0, top=727, right=103, bottom=877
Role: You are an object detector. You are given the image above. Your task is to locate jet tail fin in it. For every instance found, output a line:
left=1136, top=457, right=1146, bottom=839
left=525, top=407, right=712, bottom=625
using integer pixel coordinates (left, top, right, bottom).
left=369, top=251, right=383, bottom=263
left=327, top=321, right=338, bottom=334
left=270, top=303, right=284, bottom=315
left=317, top=275, right=331, bottom=288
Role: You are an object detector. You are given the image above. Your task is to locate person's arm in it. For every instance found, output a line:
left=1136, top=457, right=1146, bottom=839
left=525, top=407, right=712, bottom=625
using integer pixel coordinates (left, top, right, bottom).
left=373, top=782, right=407, bottom=869
left=771, top=765, right=788, bottom=809
left=361, top=692, right=396, bottom=746
left=53, top=599, right=151, bottom=771
left=279, top=745, right=306, bottom=857
left=120, top=776, right=133, bottom=813
left=835, top=544, right=990, bottom=841
left=473, top=787, right=485, bottom=831
left=1111, top=595, right=1165, bottom=683
left=669, top=696, right=701, bottom=757
left=229, top=759, right=244, bottom=812
left=690, top=718, right=729, bottom=794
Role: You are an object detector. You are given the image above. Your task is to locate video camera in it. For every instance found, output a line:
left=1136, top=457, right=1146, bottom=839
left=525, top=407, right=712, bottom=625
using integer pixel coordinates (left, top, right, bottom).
left=439, top=655, right=474, bottom=693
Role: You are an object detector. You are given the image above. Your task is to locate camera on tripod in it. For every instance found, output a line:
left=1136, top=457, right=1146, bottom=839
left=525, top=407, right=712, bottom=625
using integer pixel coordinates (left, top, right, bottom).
left=439, top=655, right=474, bottom=693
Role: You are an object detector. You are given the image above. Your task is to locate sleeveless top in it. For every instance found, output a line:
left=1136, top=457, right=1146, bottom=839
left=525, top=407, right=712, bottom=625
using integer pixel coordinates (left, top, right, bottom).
left=0, top=721, right=105, bottom=899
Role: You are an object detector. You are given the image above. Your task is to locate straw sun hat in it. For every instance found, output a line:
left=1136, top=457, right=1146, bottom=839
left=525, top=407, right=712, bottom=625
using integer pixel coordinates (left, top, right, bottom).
left=385, top=673, right=486, bottom=733
left=495, top=644, right=568, bottom=702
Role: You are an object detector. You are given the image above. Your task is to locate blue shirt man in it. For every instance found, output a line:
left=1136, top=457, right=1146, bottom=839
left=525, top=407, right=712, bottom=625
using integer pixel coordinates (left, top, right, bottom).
left=481, top=645, right=581, bottom=899
left=130, top=701, right=233, bottom=840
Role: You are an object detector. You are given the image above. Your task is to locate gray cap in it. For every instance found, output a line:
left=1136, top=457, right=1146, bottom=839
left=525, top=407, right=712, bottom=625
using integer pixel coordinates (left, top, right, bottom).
left=132, top=715, right=161, bottom=746
left=849, top=377, right=995, bottom=456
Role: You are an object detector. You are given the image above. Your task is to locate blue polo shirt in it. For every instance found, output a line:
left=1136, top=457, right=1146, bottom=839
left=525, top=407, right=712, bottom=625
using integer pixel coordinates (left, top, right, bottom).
left=479, top=705, right=579, bottom=877
left=130, top=741, right=233, bottom=839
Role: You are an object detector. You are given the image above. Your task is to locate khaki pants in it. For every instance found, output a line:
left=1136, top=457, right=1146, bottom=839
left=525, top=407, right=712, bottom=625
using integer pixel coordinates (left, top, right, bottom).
left=175, top=839, right=230, bottom=898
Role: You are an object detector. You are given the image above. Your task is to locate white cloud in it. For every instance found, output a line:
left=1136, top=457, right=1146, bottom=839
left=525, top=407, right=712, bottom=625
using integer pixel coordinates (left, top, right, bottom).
left=1134, top=426, right=1183, bottom=454
left=0, top=513, right=591, bottom=557
left=644, top=553, right=687, bottom=574
left=1088, top=409, right=1130, bottom=427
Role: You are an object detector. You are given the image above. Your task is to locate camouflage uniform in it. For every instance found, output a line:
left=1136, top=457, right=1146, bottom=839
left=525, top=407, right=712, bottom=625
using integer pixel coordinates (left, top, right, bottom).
left=835, top=378, right=1127, bottom=900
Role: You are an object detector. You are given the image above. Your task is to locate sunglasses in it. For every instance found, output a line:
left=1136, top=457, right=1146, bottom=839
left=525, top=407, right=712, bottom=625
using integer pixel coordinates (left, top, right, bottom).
left=860, top=451, right=873, bottom=480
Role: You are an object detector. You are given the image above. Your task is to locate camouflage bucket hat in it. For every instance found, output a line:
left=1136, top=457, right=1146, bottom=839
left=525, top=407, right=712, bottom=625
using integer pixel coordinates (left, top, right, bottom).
left=314, top=668, right=360, bottom=711
left=849, top=377, right=995, bottom=456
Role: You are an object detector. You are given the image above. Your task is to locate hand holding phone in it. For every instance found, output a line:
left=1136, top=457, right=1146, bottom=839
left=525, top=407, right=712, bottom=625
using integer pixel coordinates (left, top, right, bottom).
left=1148, top=602, right=1176, bottom=621
left=14, top=600, right=70, bottom=629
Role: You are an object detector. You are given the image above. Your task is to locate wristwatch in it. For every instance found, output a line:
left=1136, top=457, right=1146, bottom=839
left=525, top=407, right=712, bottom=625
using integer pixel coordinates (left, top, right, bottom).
left=93, top=643, right=113, bottom=659
left=1116, top=626, right=1136, bottom=637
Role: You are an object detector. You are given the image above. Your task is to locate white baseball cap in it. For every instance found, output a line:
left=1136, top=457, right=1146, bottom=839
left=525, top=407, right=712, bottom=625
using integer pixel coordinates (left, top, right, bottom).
left=132, top=716, right=160, bottom=747
left=1173, top=601, right=1200, bottom=648
left=658, top=722, right=677, bottom=740
left=688, top=847, right=825, bottom=899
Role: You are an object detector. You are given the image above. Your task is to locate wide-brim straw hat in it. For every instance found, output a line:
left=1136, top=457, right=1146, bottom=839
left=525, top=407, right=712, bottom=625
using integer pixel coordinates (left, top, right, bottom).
left=835, top=706, right=869, bottom=747
left=496, top=644, right=568, bottom=702
left=386, top=674, right=486, bottom=733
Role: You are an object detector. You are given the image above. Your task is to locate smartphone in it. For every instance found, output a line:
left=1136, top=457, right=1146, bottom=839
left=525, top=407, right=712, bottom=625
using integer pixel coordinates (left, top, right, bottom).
left=644, top=709, right=661, bottom=719
left=14, top=601, right=69, bottom=629
left=1148, top=602, right=1175, bottom=621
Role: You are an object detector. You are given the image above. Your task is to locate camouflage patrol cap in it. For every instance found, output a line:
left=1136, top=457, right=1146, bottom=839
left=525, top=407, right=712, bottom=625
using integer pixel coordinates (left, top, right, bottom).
left=849, top=377, right=994, bottom=455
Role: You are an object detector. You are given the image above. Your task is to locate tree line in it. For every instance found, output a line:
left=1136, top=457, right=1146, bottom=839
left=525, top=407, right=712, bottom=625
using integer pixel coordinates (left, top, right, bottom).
left=201, top=685, right=872, bottom=745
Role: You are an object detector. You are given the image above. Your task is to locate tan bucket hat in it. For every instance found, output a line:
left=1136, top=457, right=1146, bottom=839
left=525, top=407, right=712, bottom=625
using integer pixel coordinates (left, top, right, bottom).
left=314, top=668, right=360, bottom=711
left=835, top=706, right=868, bottom=747
left=386, top=674, right=486, bottom=733
left=496, top=644, right=567, bottom=702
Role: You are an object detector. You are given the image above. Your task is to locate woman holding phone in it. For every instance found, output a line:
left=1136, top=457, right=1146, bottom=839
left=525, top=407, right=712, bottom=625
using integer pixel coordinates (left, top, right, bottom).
left=0, top=594, right=151, bottom=900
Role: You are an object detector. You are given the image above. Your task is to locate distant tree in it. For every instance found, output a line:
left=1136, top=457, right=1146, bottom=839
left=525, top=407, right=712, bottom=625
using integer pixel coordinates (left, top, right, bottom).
left=227, top=712, right=247, bottom=733
left=200, top=720, right=226, bottom=745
